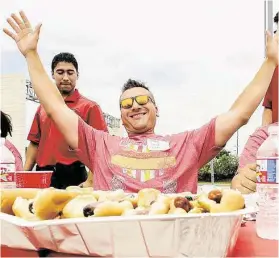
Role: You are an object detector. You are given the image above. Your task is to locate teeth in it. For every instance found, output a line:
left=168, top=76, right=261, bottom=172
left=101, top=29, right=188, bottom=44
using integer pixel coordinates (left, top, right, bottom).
left=132, top=113, right=145, bottom=118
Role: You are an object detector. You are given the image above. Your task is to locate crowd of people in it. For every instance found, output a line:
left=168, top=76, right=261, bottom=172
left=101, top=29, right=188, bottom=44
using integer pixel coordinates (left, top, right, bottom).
left=1, top=11, right=278, bottom=195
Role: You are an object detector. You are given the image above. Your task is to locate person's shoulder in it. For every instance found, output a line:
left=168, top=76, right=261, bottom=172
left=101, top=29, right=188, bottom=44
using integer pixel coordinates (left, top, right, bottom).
left=77, top=93, right=100, bottom=107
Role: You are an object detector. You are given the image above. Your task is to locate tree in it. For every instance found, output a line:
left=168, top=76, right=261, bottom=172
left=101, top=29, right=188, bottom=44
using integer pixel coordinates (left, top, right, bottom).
left=198, top=149, right=239, bottom=182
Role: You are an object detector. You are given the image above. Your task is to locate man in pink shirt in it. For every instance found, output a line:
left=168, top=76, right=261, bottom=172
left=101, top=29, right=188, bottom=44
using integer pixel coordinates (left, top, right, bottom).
left=231, top=122, right=278, bottom=194
left=3, top=11, right=279, bottom=193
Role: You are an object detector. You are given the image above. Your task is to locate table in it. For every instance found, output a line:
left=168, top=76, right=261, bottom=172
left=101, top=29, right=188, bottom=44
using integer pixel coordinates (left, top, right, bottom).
left=1, top=222, right=278, bottom=257
left=229, top=222, right=278, bottom=257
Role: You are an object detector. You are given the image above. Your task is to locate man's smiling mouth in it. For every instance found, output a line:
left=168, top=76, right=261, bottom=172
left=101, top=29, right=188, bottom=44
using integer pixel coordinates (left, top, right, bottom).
left=130, top=112, right=147, bottom=119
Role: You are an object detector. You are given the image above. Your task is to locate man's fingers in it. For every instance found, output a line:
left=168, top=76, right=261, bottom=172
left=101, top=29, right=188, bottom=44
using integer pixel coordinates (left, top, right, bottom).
left=3, top=28, right=17, bottom=41
left=19, top=11, right=31, bottom=28
left=7, top=18, right=20, bottom=33
left=236, top=184, right=255, bottom=194
left=247, top=163, right=257, bottom=171
left=240, top=178, right=256, bottom=192
left=11, top=13, right=25, bottom=30
left=34, top=23, right=42, bottom=36
left=244, top=169, right=257, bottom=182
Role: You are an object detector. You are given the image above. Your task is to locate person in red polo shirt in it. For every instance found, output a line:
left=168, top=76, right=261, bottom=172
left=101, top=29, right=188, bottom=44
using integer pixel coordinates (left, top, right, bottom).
left=262, top=12, right=278, bottom=125
left=23, top=52, right=108, bottom=189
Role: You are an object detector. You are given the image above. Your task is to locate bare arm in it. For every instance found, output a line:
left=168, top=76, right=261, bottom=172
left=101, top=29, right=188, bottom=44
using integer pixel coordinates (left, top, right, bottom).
left=24, top=142, right=38, bottom=171
left=262, top=108, right=273, bottom=126
left=215, top=59, right=277, bottom=147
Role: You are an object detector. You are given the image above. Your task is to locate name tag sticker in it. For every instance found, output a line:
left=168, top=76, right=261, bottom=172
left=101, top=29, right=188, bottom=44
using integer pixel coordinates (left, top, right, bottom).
left=147, top=139, right=170, bottom=151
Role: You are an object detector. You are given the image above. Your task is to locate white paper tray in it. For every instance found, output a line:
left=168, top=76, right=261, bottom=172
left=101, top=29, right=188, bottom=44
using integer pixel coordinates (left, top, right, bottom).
left=0, top=207, right=256, bottom=257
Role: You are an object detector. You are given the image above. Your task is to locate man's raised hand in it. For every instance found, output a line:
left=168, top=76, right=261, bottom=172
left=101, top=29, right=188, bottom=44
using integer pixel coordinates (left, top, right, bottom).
left=3, top=11, right=42, bottom=57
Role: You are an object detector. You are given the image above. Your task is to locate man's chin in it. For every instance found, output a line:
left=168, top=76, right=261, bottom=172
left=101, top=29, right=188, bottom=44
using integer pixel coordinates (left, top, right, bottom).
left=61, top=89, right=74, bottom=95
left=128, top=126, right=153, bottom=134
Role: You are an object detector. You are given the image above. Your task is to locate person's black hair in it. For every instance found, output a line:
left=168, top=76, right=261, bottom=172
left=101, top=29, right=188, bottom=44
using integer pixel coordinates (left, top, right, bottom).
left=1, top=111, right=12, bottom=138
left=274, top=12, right=278, bottom=24
left=51, top=52, right=78, bottom=73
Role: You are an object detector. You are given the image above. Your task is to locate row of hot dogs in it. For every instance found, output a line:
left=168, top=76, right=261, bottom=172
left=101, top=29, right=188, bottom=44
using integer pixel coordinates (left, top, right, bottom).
left=0, top=187, right=245, bottom=221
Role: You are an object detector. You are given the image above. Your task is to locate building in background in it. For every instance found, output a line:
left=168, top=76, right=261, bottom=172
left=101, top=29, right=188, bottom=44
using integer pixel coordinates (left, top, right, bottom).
left=0, top=74, right=26, bottom=156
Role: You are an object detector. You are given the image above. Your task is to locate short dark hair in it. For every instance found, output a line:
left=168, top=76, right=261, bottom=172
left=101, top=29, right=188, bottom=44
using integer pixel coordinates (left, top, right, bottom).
left=121, top=79, right=150, bottom=93
left=274, top=12, right=278, bottom=24
left=51, top=52, right=78, bottom=73
left=120, top=79, right=156, bottom=105
left=1, top=111, right=12, bottom=138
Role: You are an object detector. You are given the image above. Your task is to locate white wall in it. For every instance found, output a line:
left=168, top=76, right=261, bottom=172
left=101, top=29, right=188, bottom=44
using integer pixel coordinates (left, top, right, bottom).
left=0, top=74, right=26, bottom=158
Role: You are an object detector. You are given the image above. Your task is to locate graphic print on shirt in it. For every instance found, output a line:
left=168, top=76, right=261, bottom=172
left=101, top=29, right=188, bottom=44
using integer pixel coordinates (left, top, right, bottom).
left=110, top=138, right=178, bottom=193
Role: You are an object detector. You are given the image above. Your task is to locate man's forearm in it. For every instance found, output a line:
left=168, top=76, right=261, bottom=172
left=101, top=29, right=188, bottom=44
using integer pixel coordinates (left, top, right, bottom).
left=24, top=143, right=38, bottom=171
left=25, top=51, right=64, bottom=116
left=230, top=59, right=276, bottom=122
left=262, top=108, right=273, bottom=126
left=215, top=59, right=277, bottom=147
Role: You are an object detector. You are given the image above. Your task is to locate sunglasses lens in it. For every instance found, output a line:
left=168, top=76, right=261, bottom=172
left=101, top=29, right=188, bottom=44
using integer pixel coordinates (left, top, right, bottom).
left=121, top=98, right=133, bottom=109
left=136, top=95, right=149, bottom=105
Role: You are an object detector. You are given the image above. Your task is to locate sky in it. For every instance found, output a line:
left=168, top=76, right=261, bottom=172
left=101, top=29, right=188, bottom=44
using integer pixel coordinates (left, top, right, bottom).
left=1, top=0, right=278, bottom=154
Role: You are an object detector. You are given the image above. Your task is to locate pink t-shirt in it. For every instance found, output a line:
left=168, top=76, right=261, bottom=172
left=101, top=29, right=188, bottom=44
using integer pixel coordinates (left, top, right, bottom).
left=238, top=122, right=278, bottom=168
left=76, top=117, right=221, bottom=194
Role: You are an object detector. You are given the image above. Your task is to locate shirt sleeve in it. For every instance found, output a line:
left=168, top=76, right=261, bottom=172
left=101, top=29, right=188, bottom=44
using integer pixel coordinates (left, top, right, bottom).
left=192, top=118, right=223, bottom=168
left=263, top=82, right=272, bottom=109
left=27, top=106, right=41, bottom=144
left=74, top=117, right=106, bottom=171
left=87, top=104, right=108, bottom=132
left=238, top=126, right=269, bottom=169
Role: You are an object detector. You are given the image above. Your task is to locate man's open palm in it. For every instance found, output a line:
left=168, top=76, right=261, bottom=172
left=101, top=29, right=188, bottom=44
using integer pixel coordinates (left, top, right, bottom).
left=3, top=11, right=42, bottom=57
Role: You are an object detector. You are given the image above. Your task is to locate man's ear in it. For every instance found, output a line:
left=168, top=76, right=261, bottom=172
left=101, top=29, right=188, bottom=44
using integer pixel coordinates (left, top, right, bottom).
left=51, top=71, right=54, bottom=80
left=77, top=72, right=79, bottom=80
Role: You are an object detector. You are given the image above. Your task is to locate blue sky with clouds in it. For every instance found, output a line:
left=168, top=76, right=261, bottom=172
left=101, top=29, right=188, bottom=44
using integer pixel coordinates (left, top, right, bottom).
left=1, top=0, right=278, bottom=153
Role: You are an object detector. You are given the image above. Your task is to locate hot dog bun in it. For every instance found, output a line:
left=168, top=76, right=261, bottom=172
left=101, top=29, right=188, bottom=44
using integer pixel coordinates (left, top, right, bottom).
left=94, top=200, right=133, bottom=216
left=62, top=194, right=98, bottom=218
left=32, top=188, right=79, bottom=220
left=137, top=188, right=160, bottom=208
left=1, top=188, right=41, bottom=215
left=12, top=197, right=39, bottom=221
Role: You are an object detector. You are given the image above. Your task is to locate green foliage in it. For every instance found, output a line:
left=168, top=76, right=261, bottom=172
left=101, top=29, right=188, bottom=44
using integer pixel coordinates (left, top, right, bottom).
left=198, top=149, right=238, bottom=182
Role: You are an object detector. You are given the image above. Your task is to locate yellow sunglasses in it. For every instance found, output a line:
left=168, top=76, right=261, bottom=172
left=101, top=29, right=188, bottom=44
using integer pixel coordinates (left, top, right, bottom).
left=120, top=95, right=155, bottom=109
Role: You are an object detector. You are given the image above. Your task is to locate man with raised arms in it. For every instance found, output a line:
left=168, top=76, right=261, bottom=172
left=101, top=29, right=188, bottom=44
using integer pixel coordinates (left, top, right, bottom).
left=3, top=11, right=278, bottom=194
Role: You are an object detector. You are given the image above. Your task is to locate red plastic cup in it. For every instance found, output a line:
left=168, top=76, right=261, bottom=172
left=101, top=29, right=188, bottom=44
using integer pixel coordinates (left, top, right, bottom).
left=15, top=171, right=53, bottom=188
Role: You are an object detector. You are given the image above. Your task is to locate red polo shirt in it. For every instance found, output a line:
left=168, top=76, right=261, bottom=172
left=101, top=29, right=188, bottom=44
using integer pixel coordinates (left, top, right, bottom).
left=27, top=89, right=108, bottom=166
left=263, top=66, right=278, bottom=123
